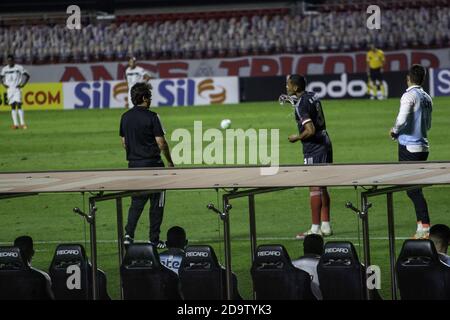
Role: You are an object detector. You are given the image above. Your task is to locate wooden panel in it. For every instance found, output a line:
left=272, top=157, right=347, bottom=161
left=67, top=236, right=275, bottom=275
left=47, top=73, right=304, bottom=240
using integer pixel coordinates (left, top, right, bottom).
left=0, top=162, right=449, bottom=193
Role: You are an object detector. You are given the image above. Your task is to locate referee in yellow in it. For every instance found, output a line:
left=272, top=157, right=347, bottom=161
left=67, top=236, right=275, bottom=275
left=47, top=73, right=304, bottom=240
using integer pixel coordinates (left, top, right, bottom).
left=366, top=44, right=386, bottom=100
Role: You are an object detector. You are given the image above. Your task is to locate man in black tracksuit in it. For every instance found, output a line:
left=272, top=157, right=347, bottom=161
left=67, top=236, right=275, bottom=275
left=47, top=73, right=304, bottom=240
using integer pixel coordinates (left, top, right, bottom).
left=119, top=83, right=174, bottom=249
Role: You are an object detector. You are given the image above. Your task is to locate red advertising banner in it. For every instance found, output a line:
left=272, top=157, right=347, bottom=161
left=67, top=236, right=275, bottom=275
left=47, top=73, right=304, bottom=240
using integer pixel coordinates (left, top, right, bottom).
left=24, top=48, right=450, bottom=83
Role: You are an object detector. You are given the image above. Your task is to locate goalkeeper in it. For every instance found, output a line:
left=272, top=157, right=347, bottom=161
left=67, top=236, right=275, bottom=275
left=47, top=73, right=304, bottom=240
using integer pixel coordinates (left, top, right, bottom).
left=366, top=44, right=386, bottom=100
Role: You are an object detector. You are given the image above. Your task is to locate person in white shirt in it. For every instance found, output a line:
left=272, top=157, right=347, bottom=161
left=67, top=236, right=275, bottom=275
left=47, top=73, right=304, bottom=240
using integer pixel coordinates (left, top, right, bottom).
left=430, top=224, right=450, bottom=267
left=1, top=54, right=30, bottom=129
left=291, top=233, right=324, bottom=300
left=125, top=57, right=150, bottom=108
left=390, top=64, right=433, bottom=239
left=159, top=226, right=188, bottom=275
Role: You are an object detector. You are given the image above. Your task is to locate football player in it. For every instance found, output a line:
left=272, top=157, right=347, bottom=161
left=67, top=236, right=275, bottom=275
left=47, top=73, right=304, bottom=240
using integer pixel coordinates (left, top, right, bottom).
left=281, top=74, right=333, bottom=239
left=1, top=54, right=30, bottom=129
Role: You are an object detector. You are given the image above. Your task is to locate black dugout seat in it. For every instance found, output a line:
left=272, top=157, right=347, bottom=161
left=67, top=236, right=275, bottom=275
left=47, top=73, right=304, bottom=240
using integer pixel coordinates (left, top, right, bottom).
left=49, top=244, right=110, bottom=300
left=179, top=245, right=242, bottom=300
left=120, top=243, right=180, bottom=300
left=396, top=239, right=450, bottom=300
left=317, top=241, right=367, bottom=300
left=0, top=246, right=53, bottom=300
left=251, top=244, right=314, bottom=300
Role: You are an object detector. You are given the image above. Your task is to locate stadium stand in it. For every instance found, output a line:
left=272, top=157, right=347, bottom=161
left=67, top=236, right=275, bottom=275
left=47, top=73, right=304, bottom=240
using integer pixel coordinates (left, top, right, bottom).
left=0, top=246, right=54, bottom=300
left=179, top=245, right=242, bottom=300
left=310, top=0, right=449, bottom=12
left=251, top=244, right=315, bottom=300
left=49, top=244, right=110, bottom=300
left=396, top=239, right=450, bottom=300
left=120, top=243, right=181, bottom=300
left=0, top=2, right=448, bottom=64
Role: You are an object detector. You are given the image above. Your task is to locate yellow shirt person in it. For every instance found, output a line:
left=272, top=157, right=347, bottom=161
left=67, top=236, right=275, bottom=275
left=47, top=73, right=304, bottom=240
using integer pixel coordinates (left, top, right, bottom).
left=366, top=45, right=386, bottom=100
left=367, top=48, right=385, bottom=70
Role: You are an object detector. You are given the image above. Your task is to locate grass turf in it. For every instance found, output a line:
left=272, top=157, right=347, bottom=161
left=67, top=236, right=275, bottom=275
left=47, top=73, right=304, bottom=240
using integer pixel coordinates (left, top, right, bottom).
left=1, top=96, right=449, bottom=299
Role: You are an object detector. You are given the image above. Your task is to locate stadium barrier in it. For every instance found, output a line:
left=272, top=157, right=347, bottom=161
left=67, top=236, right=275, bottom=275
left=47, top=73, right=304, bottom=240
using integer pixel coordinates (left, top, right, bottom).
left=239, top=70, right=431, bottom=101
left=0, top=69, right=443, bottom=111
left=63, top=77, right=239, bottom=109
left=430, top=67, right=450, bottom=97
left=0, top=77, right=240, bottom=111
left=0, top=83, right=63, bottom=111
left=23, top=48, right=450, bottom=82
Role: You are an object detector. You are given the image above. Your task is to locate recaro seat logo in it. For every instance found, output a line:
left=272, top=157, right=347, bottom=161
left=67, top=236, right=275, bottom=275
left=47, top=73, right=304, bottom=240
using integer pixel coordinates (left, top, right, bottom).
left=57, top=249, right=80, bottom=255
left=186, top=251, right=209, bottom=258
left=257, top=251, right=281, bottom=257
left=0, top=252, right=19, bottom=258
left=325, top=247, right=349, bottom=254
left=197, top=79, right=227, bottom=104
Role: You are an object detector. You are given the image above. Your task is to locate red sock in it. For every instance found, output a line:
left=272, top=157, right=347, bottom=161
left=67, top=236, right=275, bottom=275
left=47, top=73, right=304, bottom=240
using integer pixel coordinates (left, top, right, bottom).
left=310, top=190, right=322, bottom=225
left=321, top=188, right=330, bottom=222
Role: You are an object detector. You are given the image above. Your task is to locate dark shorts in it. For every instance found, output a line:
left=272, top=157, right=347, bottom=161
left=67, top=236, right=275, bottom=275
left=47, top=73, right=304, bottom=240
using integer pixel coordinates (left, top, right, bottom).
left=398, top=144, right=428, bottom=162
left=304, top=148, right=333, bottom=165
left=369, top=68, right=383, bottom=82
left=128, top=158, right=164, bottom=168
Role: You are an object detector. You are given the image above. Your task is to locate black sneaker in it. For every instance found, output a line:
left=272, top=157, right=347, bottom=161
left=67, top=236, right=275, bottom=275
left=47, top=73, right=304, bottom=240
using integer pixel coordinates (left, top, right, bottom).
left=124, top=235, right=134, bottom=245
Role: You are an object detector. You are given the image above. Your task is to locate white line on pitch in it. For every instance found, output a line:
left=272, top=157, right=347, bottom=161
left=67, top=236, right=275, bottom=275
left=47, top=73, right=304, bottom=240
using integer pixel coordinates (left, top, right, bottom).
left=0, top=236, right=410, bottom=246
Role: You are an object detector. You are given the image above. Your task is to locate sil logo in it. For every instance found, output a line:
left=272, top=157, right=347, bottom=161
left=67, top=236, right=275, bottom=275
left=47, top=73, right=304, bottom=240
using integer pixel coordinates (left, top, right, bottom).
left=113, top=81, right=129, bottom=105
left=112, top=79, right=227, bottom=107
left=197, top=79, right=227, bottom=104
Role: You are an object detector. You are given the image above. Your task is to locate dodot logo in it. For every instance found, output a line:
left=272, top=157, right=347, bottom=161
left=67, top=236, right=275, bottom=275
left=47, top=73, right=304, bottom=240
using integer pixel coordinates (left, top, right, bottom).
left=66, top=265, right=81, bottom=290
left=307, top=74, right=368, bottom=99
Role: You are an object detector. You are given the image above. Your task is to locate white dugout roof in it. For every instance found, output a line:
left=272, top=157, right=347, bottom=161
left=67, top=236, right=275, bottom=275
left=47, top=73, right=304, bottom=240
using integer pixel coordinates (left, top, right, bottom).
left=1, top=162, right=449, bottom=193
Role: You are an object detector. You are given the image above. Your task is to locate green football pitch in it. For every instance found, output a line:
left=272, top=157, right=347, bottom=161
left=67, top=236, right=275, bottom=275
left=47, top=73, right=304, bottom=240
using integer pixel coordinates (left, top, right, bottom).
left=1, top=97, right=449, bottom=299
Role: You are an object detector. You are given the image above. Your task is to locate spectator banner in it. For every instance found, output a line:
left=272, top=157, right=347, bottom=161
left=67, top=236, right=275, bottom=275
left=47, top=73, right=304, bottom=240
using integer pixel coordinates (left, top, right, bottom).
left=25, top=48, right=450, bottom=82
left=430, top=68, right=450, bottom=97
left=0, top=83, right=63, bottom=111
left=62, top=77, right=239, bottom=109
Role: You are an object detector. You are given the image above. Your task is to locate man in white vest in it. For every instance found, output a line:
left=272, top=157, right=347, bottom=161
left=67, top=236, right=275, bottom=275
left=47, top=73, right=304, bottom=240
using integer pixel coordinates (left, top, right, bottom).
left=390, top=64, right=433, bottom=239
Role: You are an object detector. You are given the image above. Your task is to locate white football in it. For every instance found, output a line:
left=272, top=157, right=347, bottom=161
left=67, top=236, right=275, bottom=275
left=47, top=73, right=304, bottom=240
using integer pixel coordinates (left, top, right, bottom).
left=220, top=119, right=231, bottom=129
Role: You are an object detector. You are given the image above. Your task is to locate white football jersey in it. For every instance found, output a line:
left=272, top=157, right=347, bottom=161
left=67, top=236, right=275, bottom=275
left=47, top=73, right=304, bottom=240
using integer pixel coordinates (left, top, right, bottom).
left=125, top=66, right=148, bottom=89
left=1, top=64, right=28, bottom=88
